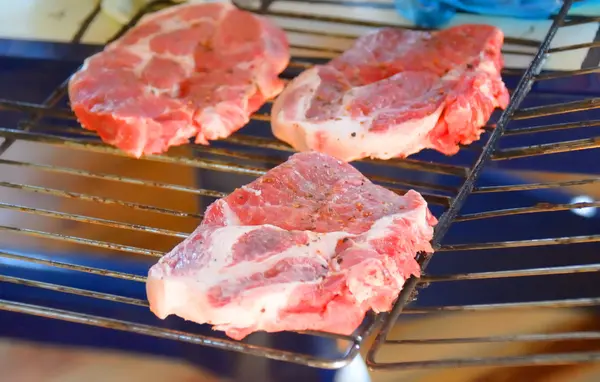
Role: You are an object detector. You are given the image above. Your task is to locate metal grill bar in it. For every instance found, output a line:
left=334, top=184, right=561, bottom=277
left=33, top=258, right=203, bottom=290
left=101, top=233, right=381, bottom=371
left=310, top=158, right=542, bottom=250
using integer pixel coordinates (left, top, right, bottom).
left=0, top=128, right=453, bottom=206
left=455, top=201, right=600, bottom=222
left=421, top=263, right=600, bottom=282
left=388, top=332, right=600, bottom=345
left=0, top=225, right=162, bottom=257
left=0, top=275, right=149, bottom=307
left=503, top=120, right=600, bottom=136
left=363, top=351, right=600, bottom=370
left=25, top=123, right=470, bottom=176
left=0, top=202, right=186, bottom=238
left=0, top=181, right=201, bottom=219
left=242, top=6, right=564, bottom=49
left=404, top=298, right=600, bottom=313
left=0, top=299, right=359, bottom=369
left=0, top=72, right=71, bottom=156
left=225, top=134, right=470, bottom=176
left=366, top=0, right=600, bottom=370
left=0, top=128, right=271, bottom=178
left=493, top=138, right=600, bottom=160
left=512, top=98, right=600, bottom=120
left=473, top=178, right=600, bottom=193
left=0, top=250, right=146, bottom=282
left=536, top=67, right=600, bottom=80
left=548, top=40, right=600, bottom=53
left=439, top=235, right=600, bottom=251
left=0, top=158, right=226, bottom=199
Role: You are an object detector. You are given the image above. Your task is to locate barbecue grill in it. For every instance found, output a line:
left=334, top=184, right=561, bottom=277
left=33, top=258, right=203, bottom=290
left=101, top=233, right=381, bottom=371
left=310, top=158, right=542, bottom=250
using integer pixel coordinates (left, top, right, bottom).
left=0, top=0, right=599, bottom=380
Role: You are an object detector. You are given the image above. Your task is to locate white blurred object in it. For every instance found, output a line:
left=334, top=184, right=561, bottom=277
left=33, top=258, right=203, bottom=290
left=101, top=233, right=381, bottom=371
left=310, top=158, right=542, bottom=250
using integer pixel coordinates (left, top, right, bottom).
left=333, top=355, right=371, bottom=382
left=100, top=0, right=187, bottom=24
left=570, top=195, right=598, bottom=218
left=100, top=0, right=151, bottom=24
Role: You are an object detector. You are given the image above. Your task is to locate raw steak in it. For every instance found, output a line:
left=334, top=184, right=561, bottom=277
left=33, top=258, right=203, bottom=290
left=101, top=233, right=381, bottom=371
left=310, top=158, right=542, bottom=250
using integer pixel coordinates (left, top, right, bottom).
left=147, top=151, right=436, bottom=340
left=271, top=25, right=509, bottom=162
left=68, top=2, right=289, bottom=158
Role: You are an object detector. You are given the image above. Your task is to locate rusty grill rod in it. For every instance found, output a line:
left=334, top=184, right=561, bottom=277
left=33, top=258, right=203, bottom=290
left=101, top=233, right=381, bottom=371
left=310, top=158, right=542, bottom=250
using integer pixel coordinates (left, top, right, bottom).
left=388, top=331, right=600, bottom=345
left=0, top=181, right=202, bottom=219
left=503, top=119, right=600, bottom=136
left=454, top=201, right=600, bottom=222
left=0, top=250, right=146, bottom=282
left=438, top=235, right=600, bottom=252
left=0, top=225, right=163, bottom=257
left=23, top=122, right=469, bottom=177
left=0, top=158, right=227, bottom=199
left=0, top=274, right=149, bottom=307
left=512, top=98, right=600, bottom=120
left=421, top=263, right=600, bottom=282
left=404, top=298, right=600, bottom=314
left=0, top=128, right=453, bottom=206
left=362, top=351, right=600, bottom=370
left=0, top=299, right=359, bottom=369
left=473, top=177, right=600, bottom=193
left=0, top=202, right=187, bottom=238
left=493, top=137, right=600, bottom=160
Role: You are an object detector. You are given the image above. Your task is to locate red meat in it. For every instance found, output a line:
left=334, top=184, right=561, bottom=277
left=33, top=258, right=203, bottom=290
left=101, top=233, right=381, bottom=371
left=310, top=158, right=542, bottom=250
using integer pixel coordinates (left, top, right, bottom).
left=69, top=2, right=289, bottom=157
left=271, top=25, right=509, bottom=162
left=147, top=152, right=436, bottom=339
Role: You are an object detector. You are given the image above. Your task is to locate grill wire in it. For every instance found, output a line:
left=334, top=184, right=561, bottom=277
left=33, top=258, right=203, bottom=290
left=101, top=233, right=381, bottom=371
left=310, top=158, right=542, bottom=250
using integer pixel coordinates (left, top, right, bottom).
left=0, top=0, right=598, bottom=373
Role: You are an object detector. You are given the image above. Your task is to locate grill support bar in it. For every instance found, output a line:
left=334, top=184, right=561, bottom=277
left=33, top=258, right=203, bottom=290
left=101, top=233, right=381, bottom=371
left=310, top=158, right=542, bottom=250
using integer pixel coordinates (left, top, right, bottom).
left=366, top=0, right=577, bottom=370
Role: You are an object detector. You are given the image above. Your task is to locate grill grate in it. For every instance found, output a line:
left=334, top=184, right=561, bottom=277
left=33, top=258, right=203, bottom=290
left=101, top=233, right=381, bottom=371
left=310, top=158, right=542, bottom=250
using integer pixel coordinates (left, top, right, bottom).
left=0, top=0, right=598, bottom=373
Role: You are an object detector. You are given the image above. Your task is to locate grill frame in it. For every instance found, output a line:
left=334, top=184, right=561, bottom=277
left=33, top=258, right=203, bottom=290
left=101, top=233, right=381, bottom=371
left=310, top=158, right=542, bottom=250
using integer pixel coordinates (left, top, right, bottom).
left=0, top=0, right=598, bottom=373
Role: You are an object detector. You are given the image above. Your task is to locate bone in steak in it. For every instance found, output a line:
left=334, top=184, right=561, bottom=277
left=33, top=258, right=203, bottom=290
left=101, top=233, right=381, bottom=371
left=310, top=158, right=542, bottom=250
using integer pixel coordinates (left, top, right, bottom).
left=146, top=151, right=436, bottom=340
left=68, top=2, right=289, bottom=158
left=271, top=25, right=509, bottom=162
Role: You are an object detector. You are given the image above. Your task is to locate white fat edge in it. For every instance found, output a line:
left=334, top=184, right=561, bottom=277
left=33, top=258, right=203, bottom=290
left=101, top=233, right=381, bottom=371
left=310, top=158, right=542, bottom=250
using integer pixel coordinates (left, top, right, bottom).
left=219, top=227, right=350, bottom=280
left=193, top=107, right=237, bottom=140
left=241, top=186, right=261, bottom=196
left=273, top=67, right=322, bottom=123
left=476, top=56, right=501, bottom=76
left=156, top=209, right=431, bottom=325
left=345, top=208, right=431, bottom=294
left=365, top=208, right=427, bottom=242
left=240, top=282, right=314, bottom=325
left=171, top=224, right=350, bottom=288
left=272, top=68, right=326, bottom=150
left=306, top=102, right=443, bottom=161
left=123, top=36, right=196, bottom=79
left=210, top=227, right=350, bottom=324
left=221, top=200, right=242, bottom=225
left=160, top=223, right=347, bottom=322
left=77, top=55, right=94, bottom=73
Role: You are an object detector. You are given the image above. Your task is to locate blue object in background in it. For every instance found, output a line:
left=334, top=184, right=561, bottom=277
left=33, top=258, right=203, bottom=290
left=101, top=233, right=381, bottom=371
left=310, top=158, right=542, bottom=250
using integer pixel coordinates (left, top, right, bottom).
left=395, top=0, right=600, bottom=28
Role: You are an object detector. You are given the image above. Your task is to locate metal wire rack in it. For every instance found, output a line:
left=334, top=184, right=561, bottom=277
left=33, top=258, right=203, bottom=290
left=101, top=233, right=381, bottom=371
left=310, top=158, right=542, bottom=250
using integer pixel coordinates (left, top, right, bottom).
left=0, top=0, right=599, bottom=374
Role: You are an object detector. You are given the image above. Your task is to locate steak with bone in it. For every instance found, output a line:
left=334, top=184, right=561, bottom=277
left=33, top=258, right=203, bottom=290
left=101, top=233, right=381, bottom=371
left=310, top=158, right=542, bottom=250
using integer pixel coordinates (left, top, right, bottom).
left=271, top=25, right=509, bottom=162
left=146, top=151, right=436, bottom=340
left=69, top=2, right=289, bottom=157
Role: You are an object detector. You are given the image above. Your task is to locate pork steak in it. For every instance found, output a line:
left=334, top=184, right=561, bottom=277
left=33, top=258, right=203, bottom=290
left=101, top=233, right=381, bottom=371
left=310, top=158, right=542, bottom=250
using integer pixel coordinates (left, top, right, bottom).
left=271, top=25, right=509, bottom=162
left=147, top=151, right=437, bottom=340
left=68, top=2, right=289, bottom=158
